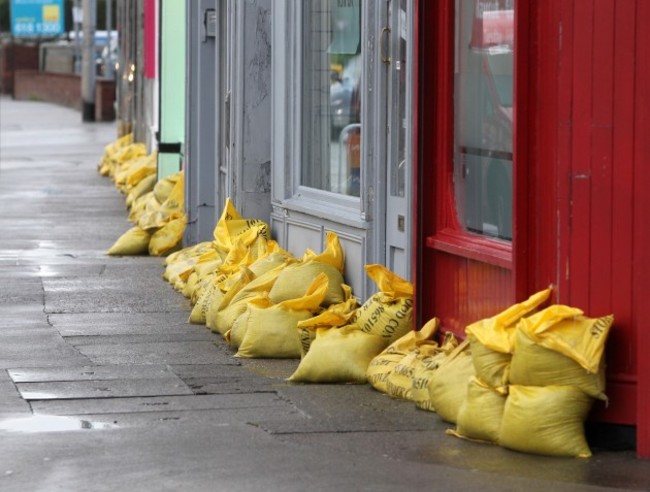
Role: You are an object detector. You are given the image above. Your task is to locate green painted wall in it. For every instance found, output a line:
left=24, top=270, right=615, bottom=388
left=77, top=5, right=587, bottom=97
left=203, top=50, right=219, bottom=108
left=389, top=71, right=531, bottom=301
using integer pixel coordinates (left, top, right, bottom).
left=158, top=0, right=186, bottom=179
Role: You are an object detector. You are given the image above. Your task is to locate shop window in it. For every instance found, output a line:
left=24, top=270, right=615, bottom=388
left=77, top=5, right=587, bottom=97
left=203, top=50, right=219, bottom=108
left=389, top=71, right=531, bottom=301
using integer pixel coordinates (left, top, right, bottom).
left=454, top=0, right=514, bottom=240
left=301, top=0, right=362, bottom=197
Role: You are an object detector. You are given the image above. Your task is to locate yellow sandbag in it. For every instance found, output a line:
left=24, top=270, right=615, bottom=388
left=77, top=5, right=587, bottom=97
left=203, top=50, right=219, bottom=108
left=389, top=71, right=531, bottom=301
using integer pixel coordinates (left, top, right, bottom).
left=114, top=154, right=156, bottom=192
left=212, top=262, right=291, bottom=335
left=301, top=231, right=346, bottom=272
left=248, top=251, right=296, bottom=277
left=465, top=289, right=552, bottom=353
left=465, top=289, right=551, bottom=389
left=268, top=261, right=346, bottom=307
left=165, top=241, right=216, bottom=266
left=353, top=265, right=414, bottom=343
left=217, top=229, right=271, bottom=275
left=225, top=296, right=273, bottom=349
left=412, top=336, right=459, bottom=411
left=212, top=198, right=270, bottom=255
left=367, top=317, right=438, bottom=394
left=138, top=172, right=184, bottom=231
left=188, top=273, right=228, bottom=324
left=466, top=335, right=511, bottom=392
left=99, top=134, right=134, bottom=175
left=517, top=305, right=614, bottom=374
left=148, top=215, right=187, bottom=256
left=235, top=275, right=328, bottom=359
left=125, top=152, right=157, bottom=190
left=163, top=246, right=216, bottom=286
left=288, top=324, right=387, bottom=383
left=191, top=272, right=224, bottom=305
left=102, top=133, right=133, bottom=159
left=449, top=377, right=507, bottom=443
left=108, top=143, right=147, bottom=178
left=126, top=174, right=157, bottom=209
left=296, top=292, right=358, bottom=357
left=106, top=226, right=151, bottom=256
left=153, top=172, right=181, bottom=203
left=499, top=385, right=593, bottom=458
left=427, top=340, right=474, bottom=423
left=182, top=271, right=200, bottom=299
left=203, top=268, right=255, bottom=331
left=129, top=191, right=158, bottom=223
left=510, top=327, right=607, bottom=400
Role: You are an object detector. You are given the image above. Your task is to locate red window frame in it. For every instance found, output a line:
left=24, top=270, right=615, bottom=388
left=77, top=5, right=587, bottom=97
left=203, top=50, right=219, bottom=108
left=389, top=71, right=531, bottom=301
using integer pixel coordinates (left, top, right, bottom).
left=423, top=0, right=529, bottom=289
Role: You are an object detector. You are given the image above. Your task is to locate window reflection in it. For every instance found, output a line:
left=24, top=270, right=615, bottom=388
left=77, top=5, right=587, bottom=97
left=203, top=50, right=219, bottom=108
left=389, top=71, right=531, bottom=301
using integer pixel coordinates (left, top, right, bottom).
left=302, top=0, right=362, bottom=197
left=454, top=0, right=514, bottom=240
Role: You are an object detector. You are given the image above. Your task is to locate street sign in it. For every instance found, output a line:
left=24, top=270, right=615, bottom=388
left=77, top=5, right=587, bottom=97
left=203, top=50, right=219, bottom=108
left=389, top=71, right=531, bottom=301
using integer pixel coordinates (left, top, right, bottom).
left=10, top=0, right=65, bottom=37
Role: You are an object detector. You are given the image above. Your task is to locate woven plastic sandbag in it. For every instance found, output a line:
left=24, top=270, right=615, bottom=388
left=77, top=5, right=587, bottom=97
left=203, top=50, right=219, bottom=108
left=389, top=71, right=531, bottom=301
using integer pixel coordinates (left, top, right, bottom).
left=517, top=305, right=614, bottom=374
left=427, top=340, right=475, bottom=424
left=235, top=275, right=328, bottom=359
left=107, top=226, right=151, bottom=256
left=367, top=317, right=438, bottom=394
left=288, top=324, right=387, bottom=384
left=353, top=264, right=414, bottom=343
left=448, top=377, right=507, bottom=443
left=499, top=385, right=593, bottom=458
left=510, top=326, right=607, bottom=400
left=465, top=289, right=551, bottom=389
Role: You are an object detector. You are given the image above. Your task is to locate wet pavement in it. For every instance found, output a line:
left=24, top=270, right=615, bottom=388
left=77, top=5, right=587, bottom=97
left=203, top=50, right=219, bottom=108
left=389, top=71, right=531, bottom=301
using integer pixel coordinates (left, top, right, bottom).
left=0, top=96, right=649, bottom=491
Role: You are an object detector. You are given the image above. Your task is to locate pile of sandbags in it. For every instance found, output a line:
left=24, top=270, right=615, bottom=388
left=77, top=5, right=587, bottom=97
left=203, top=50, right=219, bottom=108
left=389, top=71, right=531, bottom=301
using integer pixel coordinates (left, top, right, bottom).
left=97, top=135, right=187, bottom=257
left=442, top=290, right=613, bottom=458
left=288, top=264, right=414, bottom=383
left=163, top=200, right=361, bottom=362
left=107, top=171, right=186, bottom=257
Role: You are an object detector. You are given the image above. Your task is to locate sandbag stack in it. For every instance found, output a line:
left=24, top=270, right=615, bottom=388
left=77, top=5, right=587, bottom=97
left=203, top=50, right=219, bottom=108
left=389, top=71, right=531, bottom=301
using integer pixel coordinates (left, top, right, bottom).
left=444, top=290, right=613, bottom=458
left=98, top=135, right=187, bottom=257
left=288, top=264, right=414, bottom=384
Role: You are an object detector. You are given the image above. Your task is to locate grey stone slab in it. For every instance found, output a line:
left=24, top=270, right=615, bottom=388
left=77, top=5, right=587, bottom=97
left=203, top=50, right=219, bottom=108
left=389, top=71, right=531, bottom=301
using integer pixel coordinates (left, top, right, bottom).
left=75, top=341, right=228, bottom=365
left=64, top=332, right=218, bottom=345
left=16, top=378, right=193, bottom=400
left=8, top=364, right=175, bottom=383
left=0, top=373, right=31, bottom=416
left=51, top=314, right=201, bottom=337
left=30, top=393, right=288, bottom=416
left=0, top=417, right=608, bottom=492
left=73, top=406, right=308, bottom=429
left=0, top=332, right=89, bottom=369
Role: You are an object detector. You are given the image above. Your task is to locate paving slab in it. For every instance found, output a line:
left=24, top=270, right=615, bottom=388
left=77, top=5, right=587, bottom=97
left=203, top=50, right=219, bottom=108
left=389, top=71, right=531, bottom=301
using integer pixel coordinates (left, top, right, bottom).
left=8, top=364, right=176, bottom=383
left=15, top=378, right=193, bottom=400
left=30, top=393, right=291, bottom=416
left=75, top=341, right=229, bottom=365
left=0, top=420, right=606, bottom=492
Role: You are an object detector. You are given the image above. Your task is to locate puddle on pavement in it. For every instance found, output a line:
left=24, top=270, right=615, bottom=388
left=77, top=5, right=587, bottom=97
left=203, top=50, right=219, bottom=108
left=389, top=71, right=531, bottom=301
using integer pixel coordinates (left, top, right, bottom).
left=0, top=415, right=116, bottom=433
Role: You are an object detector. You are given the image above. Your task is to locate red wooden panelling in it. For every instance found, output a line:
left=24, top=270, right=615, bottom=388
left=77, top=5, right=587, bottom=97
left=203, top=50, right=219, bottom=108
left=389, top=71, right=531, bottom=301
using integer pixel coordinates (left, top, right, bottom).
left=568, top=0, right=594, bottom=312
left=634, top=0, right=650, bottom=460
left=609, top=0, right=636, bottom=378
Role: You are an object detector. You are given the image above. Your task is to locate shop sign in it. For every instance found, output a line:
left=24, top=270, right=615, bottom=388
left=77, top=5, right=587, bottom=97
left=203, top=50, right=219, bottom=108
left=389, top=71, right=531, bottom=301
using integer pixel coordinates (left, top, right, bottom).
left=10, top=0, right=65, bottom=37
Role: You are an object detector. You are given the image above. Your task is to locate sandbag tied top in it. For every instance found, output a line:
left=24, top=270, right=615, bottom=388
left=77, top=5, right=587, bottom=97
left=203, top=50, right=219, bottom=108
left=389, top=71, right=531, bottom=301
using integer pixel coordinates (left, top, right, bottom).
left=516, top=305, right=614, bottom=374
left=353, top=265, right=414, bottom=343
left=212, top=198, right=270, bottom=255
left=268, top=262, right=346, bottom=307
left=364, top=264, right=413, bottom=299
left=465, top=288, right=552, bottom=354
left=301, top=231, right=346, bottom=273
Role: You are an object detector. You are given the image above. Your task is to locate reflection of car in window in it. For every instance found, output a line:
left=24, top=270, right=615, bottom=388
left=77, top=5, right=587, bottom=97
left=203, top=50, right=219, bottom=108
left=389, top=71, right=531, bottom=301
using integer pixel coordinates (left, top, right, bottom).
left=456, top=4, right=514, bottom=240
left=330, top=54, right=361, bottom=135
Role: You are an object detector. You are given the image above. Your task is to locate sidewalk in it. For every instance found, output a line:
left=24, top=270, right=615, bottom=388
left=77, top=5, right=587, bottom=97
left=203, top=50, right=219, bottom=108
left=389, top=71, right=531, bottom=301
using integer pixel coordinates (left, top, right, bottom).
left=0, top=97, right=648, bottom=492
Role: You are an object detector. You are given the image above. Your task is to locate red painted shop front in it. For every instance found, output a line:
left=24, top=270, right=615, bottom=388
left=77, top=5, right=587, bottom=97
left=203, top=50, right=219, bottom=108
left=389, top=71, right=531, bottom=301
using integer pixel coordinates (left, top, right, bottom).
left=415, top=0, right=650, bottom=458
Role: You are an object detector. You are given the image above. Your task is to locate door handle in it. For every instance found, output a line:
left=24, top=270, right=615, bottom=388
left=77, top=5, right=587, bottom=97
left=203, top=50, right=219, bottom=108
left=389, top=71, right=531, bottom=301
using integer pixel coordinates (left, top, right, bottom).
left=380, top=26, right=391, bottom=65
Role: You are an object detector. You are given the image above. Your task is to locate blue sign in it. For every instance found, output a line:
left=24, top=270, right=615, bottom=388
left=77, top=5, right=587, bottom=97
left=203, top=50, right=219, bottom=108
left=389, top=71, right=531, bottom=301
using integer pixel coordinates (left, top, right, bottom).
left=10, top=0, right=65, bottom=37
